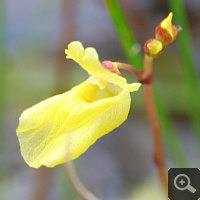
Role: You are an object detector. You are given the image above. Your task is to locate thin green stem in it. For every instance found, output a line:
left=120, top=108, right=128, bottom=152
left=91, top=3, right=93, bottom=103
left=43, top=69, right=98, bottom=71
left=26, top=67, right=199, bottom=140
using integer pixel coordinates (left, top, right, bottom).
left=0, top=0, right=5, bottom=134
left=169, top=0, right=200, bottom=150
left=104, top=0, right=143, bottom=70
left=104, top=0, right=188, bottom=167
left=154, top=91, right=189, bottom=167
left=0, top=0, right=6, bottom=188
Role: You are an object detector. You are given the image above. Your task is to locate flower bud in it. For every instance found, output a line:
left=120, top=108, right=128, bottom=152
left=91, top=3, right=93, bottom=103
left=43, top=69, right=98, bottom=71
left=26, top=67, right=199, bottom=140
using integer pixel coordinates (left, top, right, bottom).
left=155, top=12, right=180, bottom=46
left=102, top=60, right=122, bottom=76
left=143, top=38, right=163, bottom=57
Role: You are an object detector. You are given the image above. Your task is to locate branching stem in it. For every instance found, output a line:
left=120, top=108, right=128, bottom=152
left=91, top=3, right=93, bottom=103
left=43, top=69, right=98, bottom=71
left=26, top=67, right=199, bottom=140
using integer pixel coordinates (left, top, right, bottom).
left=116, top=62, right=143, bottom=81
left=143, top=55, right=168, bottom=193
left=117, top=55, right=168, bottom=193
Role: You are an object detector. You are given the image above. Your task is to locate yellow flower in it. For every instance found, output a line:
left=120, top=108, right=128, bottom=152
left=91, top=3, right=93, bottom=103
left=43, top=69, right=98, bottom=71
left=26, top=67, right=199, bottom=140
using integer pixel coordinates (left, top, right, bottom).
left=16, top=41, right=141, bottom=168
left=155, top=12, right=180, bottom=46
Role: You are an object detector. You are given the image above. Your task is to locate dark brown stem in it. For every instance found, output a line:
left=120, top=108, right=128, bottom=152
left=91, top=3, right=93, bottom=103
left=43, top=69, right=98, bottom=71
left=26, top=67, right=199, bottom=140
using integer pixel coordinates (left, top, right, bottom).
left=66, top=162, right=99, bottom=200
left=143, top=55, right=168, bottom=192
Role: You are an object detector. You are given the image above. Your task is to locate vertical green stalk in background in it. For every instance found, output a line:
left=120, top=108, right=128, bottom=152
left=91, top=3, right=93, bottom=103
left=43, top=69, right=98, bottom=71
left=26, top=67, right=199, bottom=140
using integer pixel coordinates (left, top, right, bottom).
left=105, top=0, right=143, bottom=70
left=155, top=91, right=188, bottom=167
left=169, top=0, right=200, bottom=148
left=0, top=0, right=5, bottom=196
left=0, top=0, right=5, bottom=131
left=0, top=1, right=5, bottom=143
left=104, top=0, right=188, bottom=167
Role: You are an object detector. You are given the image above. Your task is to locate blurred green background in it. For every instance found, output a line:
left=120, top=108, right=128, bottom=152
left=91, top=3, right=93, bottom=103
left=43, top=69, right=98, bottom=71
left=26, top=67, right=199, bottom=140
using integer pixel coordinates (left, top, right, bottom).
left=0, top=0, right=200, bottom=199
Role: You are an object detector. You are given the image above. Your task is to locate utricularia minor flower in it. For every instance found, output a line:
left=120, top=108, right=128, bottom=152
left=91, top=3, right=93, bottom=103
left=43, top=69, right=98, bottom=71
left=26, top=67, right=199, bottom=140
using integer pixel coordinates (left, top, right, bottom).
left=16, top=41, right=141, bottom=168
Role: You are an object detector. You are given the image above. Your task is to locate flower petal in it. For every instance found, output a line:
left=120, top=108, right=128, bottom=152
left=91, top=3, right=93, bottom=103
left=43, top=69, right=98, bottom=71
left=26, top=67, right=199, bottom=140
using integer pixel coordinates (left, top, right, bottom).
left=65, top=41, right=128, bottom=89
left=161, top=12, right=174, bottom=37
left=16, top=79, right=132, bottom=168
left=126, top=83, right=141, bottom=92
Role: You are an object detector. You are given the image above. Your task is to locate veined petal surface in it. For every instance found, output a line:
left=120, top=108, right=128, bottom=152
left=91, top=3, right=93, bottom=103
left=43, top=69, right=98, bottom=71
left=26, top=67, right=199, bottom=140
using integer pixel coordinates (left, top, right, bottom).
left=17, top=79, right=132, bottom=168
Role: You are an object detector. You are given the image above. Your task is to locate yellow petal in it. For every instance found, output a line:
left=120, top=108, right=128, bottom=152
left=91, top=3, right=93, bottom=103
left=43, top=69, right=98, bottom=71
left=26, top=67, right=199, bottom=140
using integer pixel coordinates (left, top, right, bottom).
left=65, top=41, right=128, bottom=89
left=16, top=79, right=132, bottom=168
left=146, top=39, right=163, bottom=57
left=155, top=12, right=179, bottom=46
left=161, top=12, right=174, bottom=37
left=126, top=82, right=141, bottom=92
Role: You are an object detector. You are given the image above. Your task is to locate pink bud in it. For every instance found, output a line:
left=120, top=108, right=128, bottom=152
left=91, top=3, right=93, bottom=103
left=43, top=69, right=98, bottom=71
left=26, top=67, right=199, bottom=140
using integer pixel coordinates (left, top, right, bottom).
left=102, top=61, right=122, bottom=76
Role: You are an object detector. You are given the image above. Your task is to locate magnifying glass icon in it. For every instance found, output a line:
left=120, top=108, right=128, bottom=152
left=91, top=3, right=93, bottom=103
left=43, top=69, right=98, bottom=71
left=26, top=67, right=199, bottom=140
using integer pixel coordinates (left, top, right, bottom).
left=174, top=174, right=196, bottom=193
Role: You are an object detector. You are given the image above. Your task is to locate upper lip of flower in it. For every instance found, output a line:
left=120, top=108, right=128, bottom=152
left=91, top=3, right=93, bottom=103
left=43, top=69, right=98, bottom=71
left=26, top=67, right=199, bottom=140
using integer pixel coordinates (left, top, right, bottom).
left=65, top=41, right=141, bottom=92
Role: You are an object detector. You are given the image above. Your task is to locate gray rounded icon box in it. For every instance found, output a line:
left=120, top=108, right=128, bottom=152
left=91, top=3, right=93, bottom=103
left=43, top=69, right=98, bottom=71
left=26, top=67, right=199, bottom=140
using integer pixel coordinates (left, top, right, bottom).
left=168, top=168, right=200, bottom=200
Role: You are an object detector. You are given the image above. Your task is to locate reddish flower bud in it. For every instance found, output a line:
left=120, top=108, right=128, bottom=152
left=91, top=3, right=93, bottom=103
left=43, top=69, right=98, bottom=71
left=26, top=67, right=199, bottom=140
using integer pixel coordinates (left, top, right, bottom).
left=155, top=12, right=181, bottom=46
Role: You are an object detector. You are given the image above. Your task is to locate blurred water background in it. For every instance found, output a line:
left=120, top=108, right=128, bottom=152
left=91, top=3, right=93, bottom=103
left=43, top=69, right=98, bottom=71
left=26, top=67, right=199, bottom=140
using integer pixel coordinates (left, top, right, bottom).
left=0, top=0, right=200, bottom=199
